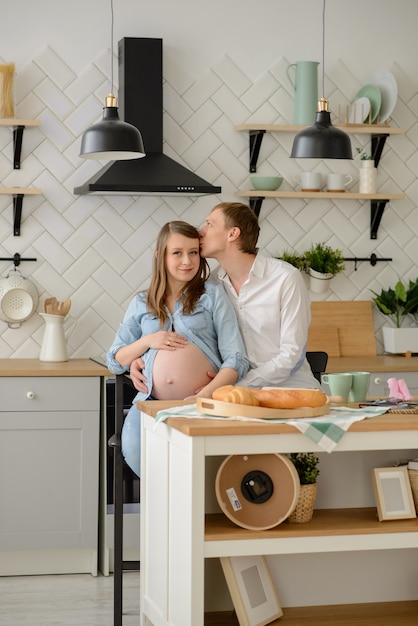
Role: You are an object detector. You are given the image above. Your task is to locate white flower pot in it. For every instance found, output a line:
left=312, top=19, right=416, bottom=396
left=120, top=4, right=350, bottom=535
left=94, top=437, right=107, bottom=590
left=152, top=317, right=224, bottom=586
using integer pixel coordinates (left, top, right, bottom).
left=382, top=326, right=418, bottom=354
left=309, top=268, right=333, bottom=293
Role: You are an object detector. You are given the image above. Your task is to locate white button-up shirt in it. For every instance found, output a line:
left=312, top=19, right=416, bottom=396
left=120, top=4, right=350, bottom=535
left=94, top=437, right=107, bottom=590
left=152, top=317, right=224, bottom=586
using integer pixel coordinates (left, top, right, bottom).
left=216, top=251, right=319, bottom=389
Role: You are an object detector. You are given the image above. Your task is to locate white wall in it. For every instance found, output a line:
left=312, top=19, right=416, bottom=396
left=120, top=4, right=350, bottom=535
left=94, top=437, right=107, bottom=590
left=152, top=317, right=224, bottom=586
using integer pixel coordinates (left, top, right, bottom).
left=1, top=0, right=418, bottom=358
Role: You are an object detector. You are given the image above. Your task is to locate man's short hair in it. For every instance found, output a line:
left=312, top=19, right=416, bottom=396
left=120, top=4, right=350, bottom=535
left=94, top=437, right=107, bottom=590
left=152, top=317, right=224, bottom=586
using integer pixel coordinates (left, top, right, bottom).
left=211, top=202, right=260, bottom=254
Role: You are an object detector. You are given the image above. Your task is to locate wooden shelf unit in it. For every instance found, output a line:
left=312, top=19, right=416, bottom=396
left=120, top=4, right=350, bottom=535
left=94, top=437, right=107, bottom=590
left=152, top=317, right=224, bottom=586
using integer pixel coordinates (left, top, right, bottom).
left=235, top=123, right=406, bottom=239
left=0, top=119, right=42, bottom=235
left=140, top=400, right=418, bottom=626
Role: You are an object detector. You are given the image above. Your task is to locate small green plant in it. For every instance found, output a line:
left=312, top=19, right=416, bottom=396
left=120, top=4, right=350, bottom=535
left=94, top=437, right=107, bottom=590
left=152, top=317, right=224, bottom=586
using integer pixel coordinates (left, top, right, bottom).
left=356, top=146, right=373, bottom=160
left=372, top=278, right=418, bottom=327
left=279, top=249, right=308, bottom=272
left=304, top=242, right=345, bottom=276
left=404, top=278, right=418, bottom=324
left=289, top=453, right=320, bottom=485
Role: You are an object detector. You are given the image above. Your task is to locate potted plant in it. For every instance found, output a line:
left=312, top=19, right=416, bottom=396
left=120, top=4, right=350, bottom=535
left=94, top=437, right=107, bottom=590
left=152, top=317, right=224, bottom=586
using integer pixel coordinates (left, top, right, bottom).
left=371, top=279, right=418, bottom=354
left=279, top=249, right=308, bottom=272
left=288, top=452, right=320, bottom=523
left=304, top=242, right=345, bottom=293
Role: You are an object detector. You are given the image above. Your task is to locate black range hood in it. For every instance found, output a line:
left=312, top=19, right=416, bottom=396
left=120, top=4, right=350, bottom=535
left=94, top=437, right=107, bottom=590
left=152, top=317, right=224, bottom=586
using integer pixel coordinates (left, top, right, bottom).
left=74, top=38, right=221, bottom=196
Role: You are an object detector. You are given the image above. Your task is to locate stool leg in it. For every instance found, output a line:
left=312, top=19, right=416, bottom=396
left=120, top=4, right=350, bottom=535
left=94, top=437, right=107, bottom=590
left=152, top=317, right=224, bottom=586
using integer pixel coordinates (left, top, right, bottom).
left=113, top=374, right=125, bottom=626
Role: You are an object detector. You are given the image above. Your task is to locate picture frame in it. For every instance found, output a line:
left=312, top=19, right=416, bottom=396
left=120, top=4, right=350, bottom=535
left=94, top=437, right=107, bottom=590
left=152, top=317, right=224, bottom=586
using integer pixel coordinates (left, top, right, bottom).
left=220, top=555, right=283, bottom=626
left=371, top=466, right=416, bottom=521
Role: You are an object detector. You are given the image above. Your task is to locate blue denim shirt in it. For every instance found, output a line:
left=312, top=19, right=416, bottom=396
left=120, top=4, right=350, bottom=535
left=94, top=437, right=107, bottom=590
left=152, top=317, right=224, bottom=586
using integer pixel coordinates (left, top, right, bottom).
left=107, top=280, right=249, bottom=401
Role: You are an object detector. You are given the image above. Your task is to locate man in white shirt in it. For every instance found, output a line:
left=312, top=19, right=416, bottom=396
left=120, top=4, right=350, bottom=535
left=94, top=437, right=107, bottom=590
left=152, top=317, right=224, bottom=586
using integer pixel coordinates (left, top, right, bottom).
left=129, top=201, right=319, bottom=391
left=198, top=201, right=319, bottom=389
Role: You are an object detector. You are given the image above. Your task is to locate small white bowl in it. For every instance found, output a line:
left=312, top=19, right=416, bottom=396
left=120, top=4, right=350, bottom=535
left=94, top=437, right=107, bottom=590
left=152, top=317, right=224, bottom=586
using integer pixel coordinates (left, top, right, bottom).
left=250, top=175, right=283, bottom=191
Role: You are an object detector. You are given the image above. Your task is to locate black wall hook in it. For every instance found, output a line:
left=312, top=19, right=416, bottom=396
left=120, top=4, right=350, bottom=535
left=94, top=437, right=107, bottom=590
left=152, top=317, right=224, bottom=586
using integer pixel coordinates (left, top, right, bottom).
left=0, top=253, right=37, bottom=267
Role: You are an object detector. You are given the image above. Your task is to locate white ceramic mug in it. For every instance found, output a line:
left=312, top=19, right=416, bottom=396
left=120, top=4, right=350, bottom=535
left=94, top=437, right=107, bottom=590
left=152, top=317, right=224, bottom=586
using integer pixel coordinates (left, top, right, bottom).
left=295, top=172, right=323, bottom=191
left=327, top=173, right=353, bottom=191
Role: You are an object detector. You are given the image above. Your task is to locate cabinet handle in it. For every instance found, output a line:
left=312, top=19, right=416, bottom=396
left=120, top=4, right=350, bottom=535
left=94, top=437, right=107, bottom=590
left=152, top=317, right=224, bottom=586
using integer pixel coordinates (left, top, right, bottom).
left=26, top=391, right=35, bottom=399
left=374, top=377, right=382, bottom=385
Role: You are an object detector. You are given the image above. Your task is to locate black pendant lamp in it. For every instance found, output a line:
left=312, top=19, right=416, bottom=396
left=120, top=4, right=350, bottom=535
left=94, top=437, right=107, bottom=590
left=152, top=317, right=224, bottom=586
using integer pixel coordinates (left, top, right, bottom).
left=79, top=0, right=145, bottom=161
left=291, top=0, right=352, bottom=160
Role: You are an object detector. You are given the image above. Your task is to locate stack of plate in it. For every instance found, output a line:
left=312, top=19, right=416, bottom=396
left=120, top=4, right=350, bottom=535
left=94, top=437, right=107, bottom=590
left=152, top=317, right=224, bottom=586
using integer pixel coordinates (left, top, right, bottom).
left=349, top=69, right=398, bottom=125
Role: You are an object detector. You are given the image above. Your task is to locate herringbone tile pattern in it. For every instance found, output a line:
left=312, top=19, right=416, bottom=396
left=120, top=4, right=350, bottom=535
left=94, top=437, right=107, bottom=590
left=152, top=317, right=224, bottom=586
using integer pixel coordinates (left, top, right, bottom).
left=1, top=47, right=417, bottom=358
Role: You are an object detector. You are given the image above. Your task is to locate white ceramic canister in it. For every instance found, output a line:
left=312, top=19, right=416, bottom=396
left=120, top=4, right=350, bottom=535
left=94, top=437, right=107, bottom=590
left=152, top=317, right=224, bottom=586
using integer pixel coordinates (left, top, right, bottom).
left=359, top=160, right=377, bottom=193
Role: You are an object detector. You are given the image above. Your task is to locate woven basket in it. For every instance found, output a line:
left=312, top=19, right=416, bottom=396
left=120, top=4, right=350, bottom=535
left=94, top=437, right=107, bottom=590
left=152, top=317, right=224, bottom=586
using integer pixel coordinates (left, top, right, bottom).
left=408, top=469, right=418, bottom=514
left=288, top=482, right=318, bottom=523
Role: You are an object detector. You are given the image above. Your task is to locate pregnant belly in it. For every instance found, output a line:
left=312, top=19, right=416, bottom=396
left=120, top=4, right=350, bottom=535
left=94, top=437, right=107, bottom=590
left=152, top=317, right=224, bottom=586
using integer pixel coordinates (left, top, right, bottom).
left=152, top=343, right=217, bottom=400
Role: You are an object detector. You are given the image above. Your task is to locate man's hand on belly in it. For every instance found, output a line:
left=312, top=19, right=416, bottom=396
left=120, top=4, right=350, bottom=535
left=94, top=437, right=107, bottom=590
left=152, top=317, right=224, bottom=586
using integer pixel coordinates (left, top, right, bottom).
left=130, top=357, right=148, bottom=393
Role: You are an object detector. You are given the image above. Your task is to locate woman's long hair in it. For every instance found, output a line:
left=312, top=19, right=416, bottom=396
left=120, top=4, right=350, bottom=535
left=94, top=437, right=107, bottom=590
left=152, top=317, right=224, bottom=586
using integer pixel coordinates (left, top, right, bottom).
left=147, top=221, right=210, bottom=325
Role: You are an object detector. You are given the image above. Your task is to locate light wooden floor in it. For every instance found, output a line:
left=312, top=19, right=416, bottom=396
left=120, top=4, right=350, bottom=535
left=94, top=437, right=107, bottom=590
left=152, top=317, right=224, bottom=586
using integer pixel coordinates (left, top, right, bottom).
left=0, top=572, right=140, bottom=626
left=2, top=572, right=417, bottom=625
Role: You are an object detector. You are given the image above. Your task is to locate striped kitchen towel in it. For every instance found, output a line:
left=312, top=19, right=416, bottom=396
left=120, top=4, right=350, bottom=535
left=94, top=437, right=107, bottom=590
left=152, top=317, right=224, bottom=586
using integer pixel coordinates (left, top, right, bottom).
left=154, top=404, right=388, bottom=453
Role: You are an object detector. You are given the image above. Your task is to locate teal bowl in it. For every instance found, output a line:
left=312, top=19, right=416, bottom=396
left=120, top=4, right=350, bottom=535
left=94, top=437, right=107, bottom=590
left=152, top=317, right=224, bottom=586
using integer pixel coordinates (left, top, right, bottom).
left=250, top=175, right=283, bottom=191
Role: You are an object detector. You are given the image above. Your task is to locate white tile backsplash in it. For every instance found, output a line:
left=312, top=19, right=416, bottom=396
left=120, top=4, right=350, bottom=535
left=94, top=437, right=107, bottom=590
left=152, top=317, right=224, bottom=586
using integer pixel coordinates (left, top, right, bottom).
left=1, top=44, right=418, bottom=358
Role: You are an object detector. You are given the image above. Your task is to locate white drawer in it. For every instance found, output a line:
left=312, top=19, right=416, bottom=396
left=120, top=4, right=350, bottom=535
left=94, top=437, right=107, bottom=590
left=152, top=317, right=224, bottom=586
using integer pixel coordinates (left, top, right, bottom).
left=0, top=377, right=100, bottom=412
left=368, top=371, right=418, bottom=397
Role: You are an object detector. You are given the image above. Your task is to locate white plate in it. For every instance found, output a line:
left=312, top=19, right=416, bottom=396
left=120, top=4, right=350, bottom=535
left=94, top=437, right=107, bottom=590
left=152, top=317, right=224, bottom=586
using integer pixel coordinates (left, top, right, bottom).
left=349, top=97, right=371, bottom=124
left=369, top=69, right=398, bottom=123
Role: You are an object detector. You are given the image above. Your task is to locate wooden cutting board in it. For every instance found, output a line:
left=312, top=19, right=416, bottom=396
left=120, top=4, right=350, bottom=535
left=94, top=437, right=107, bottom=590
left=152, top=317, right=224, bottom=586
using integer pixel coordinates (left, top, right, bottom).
left=197, top=397, right=330, bottom=419
left=308, top=301, right=377, bottom=357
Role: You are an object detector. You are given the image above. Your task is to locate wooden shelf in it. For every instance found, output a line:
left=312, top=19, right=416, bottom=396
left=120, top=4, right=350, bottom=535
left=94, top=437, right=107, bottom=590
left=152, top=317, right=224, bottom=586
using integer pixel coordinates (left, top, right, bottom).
left=205, top=509, right=418, bottom=558
left=235, top=123, right=405, bottom=135
left=236, top=190, right=404, bottom=201
left=0, top=118, right=42, bottom=235
left=235, top=123, right=405, bottom=237
left=0, top=118, right=41, bottom=127
left=0, top=187, right=41, bottom=195
left=205, top=601, right=418, bottom=625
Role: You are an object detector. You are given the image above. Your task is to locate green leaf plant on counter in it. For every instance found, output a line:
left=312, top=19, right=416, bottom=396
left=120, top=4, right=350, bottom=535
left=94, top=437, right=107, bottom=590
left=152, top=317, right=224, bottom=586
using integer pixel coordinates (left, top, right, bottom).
left=371, top=278, right=418, bottom=328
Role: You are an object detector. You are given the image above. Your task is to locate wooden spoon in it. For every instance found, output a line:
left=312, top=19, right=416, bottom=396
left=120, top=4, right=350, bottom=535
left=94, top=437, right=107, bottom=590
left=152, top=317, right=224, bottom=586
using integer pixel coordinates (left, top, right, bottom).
left=58, top=298, right=71, bottom=317
left=44, top=297, right=57, bottom=314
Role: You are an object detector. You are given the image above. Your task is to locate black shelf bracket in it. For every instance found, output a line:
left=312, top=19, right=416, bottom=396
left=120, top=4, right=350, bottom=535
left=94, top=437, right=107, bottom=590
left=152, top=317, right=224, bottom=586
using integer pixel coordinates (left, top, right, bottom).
left=249, top=130, right=266, bottom=172
left=13, top=194, right=24, bottom=236
left=371, top=133, right=388, bottom=167
left=344, top=253, right=392, bottom=271
left=249, top=196, right=264, bottom=217
left=13, top=125, right=25, bottom=170
left=370, top=199, right=389, bottom=240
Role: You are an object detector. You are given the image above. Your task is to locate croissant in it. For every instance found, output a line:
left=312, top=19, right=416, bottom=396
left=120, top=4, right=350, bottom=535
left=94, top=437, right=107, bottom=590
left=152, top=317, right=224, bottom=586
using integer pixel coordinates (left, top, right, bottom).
left=212, top=385, right=260, bottom=406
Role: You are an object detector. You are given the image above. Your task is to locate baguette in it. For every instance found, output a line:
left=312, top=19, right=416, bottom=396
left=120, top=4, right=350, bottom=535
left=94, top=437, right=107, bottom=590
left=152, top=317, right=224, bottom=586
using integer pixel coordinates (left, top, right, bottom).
left=213, top=385, right=327, bottom=409
left=252, top=387, right=327, bottom=409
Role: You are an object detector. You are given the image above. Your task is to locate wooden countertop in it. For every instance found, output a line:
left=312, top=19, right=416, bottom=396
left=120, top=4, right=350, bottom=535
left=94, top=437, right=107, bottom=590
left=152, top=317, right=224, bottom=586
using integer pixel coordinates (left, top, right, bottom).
left=138, top=399, right=418, bottom=437
left=0, top=358, right=111, bottom=377
left=327, top=355, right=418, bottom=373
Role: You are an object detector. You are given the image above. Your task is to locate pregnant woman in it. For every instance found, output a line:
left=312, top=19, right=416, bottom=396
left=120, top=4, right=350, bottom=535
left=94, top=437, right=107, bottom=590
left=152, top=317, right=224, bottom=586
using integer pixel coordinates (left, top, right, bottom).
left=107, top=220, right=249, bottom=476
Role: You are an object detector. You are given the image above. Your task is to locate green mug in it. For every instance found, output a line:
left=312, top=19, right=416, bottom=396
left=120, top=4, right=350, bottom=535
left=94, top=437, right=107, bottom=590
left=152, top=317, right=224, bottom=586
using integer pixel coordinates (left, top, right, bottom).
left=322, top=373, right=353, bottom=403
left=348, top=371, right=370, bottom=402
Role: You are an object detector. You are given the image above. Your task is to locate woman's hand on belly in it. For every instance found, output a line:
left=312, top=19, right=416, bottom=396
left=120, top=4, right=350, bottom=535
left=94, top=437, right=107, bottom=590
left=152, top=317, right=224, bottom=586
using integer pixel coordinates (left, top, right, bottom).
left=147, top=330, right=187, bottom=351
